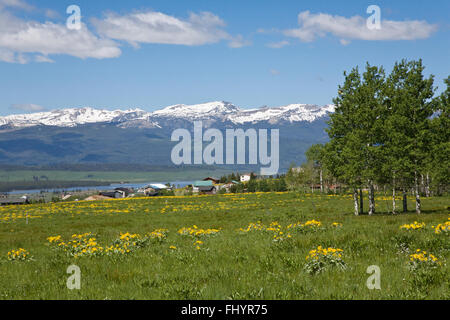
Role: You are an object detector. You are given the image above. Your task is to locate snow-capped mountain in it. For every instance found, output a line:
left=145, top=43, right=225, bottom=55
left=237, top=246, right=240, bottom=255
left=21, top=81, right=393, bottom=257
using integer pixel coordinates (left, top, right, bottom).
left=0, top=107, right=147, bottom=128
left=0, top=101, right=333, bottom=167
left=152, top=101, right=240, bottom=120
left=0, top=101, right=335, bottom=130
left=229, top=104, right=335, bottom=124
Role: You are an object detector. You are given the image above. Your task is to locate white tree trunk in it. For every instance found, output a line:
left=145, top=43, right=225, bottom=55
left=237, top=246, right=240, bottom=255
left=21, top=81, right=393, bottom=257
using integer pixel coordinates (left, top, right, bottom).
left=353, top=189, right=359, bottom=216
left=425, top=173, right=430, bottom=197
left=392, top=174, right=396, bottom=214
left=392, top=188, right=397, bottom=215
left=421, top=174, right=425, bottom=195
left=415, top=171, right=421, bottom=214
left=320, top=169, right=323, bottom=193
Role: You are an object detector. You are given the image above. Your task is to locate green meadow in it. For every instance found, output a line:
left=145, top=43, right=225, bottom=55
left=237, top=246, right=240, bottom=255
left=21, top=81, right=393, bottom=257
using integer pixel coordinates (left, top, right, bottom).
left=0, top=192, right=448, bottom=299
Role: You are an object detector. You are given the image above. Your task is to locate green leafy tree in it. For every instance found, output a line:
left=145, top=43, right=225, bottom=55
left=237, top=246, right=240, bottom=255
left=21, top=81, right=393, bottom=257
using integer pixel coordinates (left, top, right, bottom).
left=429, top=76, right=450, bottom=194
left=285, top=163, right=302, bottom=191
left=356, top=64, right=386, bottom=215
left=306, top=144, right=326, bottom=193
left=326, top=63, right=386, bottom=215
left=383, top=60, right=435, bottom=214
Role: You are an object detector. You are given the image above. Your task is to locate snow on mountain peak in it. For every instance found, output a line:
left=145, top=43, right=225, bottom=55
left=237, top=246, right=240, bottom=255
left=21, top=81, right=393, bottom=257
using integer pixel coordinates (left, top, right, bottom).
left=0, top=107, right=149, bottom=128
left=152, top=101, right=239, bottom=119
left=0, top=102, right=334, bottom=129
left=229, top=103, right=335, bottom=124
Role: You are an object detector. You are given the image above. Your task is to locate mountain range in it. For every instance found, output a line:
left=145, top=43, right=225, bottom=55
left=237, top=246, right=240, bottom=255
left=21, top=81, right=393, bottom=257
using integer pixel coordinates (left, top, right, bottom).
left=0, top=101, right=334, bottom=169
left=0, top=101, right=334, bottom=129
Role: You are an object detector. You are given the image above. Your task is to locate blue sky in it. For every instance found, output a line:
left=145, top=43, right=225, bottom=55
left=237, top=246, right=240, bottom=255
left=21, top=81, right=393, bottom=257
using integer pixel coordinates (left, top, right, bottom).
left=0, top=0, right=449, bottom=115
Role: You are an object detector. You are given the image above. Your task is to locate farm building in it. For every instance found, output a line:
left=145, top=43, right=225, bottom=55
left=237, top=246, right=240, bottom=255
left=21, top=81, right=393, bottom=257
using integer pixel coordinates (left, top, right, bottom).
left=100, top=190, right=127, bottom=199
left=140, top=184, right=171, bottom=196
left=223, top=180, right=240, bottom=192
left=202, top=177, right=220, bottom=184
left=0, top=196, right=29, bottom=206
left=197, top=185, right=217, bottom=195
left=193, top=180, right=216, bottom=194
left=142, top=187, right=158, bottom=197
left=240, top=173, right=252, bottom=182
left=114, top=187, right=133, bottom=197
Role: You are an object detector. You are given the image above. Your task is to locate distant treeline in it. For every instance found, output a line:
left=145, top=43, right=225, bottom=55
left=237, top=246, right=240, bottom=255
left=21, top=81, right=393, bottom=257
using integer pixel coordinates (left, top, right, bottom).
left=0, top=180, right=115, bottom=193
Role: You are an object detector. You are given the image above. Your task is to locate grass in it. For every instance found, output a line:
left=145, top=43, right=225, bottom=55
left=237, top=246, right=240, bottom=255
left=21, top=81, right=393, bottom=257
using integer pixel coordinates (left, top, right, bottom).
left=0, top=192, right=448, bottom=299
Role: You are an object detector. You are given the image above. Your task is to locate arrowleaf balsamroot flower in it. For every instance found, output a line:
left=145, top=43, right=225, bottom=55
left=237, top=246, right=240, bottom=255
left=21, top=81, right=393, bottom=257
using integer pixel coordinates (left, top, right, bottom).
left=7, top=248, right=32, bottom=261
left=400, top=221, right=425, bottom=231
left=304, top=246, right=346, bottom=274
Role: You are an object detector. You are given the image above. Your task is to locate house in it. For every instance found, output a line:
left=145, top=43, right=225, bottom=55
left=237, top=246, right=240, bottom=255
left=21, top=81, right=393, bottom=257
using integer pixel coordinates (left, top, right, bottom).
left=202, top=177, right=220, bottom=184
left=193, top=180, right=213, bottom=193
left=140, top=184, right=171, bottom=196
left=224, top=180, right=240, bottom=187
left=223, top=180, right=240, bottom=192
left=197, top=185, right=217, bottom=195
left=142, top=186, right=159, bottom=197
left=240, top=173, right=253, bottom=182
left=100, top=190, right=126, bottom=199
left=0, top=196, right=29, bottom=206
left=114, top=187, right=132, bottom=197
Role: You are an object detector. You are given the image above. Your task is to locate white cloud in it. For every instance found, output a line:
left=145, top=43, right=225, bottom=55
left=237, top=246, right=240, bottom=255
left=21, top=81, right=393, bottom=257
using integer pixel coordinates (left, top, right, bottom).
left=35, top=54, right=54, bottom=63
left=11, top=103, right=46, bottom=112
left=0, top=47, right=16, bottom=63
left=0, top=7, right=121, bottom=63
left=93, top=10, right=245, bottom=48
left=284, top=11, right=438, bottom=43
left=0, top=0, right=33, bottom=10
left=93, top=11, right=230, bottom=46
left=0, top=3, right=248, bottom=64
left=256, top=28, right=279, bottom=34
left=266, top=40, right=289, bottom=48
left=228, top=34, right=251, bottom=48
